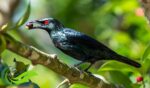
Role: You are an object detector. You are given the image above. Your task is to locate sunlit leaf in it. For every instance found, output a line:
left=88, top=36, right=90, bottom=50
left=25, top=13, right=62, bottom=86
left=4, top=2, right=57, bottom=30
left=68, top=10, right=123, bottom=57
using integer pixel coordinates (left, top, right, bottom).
left=11, top=70, right=37, bottom=84
left=70, top=83, right=89, bottom=88
left=1, top=59, right=37, bottom=85
left=16, top=1, right=31, bottom=27
left=98, top=61, right=140, bottom=76
left=142, top=58, right=150, bottom=75
left=0, top=24, right=8, bottom=31
left=142, top=43, right=150, bottom=62
left=98, top=61, right=142, bottom=87
left=108, top=71, right=132, bottom=88
left=0, top=22, right=13, bottom=32
left=0, top=35, right=6, bottom=54
left=8, top=59, right=37, bottom=84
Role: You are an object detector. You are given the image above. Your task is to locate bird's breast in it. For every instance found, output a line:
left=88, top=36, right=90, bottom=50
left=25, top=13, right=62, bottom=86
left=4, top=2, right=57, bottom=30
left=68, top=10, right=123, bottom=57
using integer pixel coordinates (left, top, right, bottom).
left=51, top=31, right=66, bottom=40
left=50, top=31, right=67, bottom=47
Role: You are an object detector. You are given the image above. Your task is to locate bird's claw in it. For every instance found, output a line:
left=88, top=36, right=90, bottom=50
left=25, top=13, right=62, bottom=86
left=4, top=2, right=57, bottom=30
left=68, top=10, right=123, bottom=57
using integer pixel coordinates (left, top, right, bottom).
left=84, top=70, right=92, bottom=75
left=74, top=64, right=78, bottom=67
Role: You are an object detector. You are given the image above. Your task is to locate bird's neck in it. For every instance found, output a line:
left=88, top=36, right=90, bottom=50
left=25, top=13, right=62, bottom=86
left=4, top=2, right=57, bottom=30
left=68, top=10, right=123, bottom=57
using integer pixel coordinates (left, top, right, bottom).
left=48, top=29, right=65, bottom=45
left=47, top=28, right=63, bottom=38
left=45, top=27, right=59, bottom=34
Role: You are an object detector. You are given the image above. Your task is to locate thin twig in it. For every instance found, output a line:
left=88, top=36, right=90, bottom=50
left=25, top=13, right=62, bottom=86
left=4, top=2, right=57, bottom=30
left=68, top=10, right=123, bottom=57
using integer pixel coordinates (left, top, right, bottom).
left=56, top=79, right=70, bottom=88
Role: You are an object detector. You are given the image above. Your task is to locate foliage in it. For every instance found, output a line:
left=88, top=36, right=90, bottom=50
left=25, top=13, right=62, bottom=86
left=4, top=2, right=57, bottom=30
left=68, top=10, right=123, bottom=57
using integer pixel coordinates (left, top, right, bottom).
left=0, top=0, right=150, bottom=88
left=0, top=58, right=37, bottom=86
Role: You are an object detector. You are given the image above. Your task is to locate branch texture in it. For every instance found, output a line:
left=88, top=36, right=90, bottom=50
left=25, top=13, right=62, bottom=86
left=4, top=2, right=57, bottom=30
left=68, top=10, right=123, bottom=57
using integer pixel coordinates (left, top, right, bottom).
left=4, top=34, right=113, bottom=88
left=140, top=0, right=150, bottom=22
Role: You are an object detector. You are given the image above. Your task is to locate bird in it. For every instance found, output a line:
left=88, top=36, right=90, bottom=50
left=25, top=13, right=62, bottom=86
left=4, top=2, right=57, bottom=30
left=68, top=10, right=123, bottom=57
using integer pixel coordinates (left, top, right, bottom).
left=26, top=18, right=141, bottom=72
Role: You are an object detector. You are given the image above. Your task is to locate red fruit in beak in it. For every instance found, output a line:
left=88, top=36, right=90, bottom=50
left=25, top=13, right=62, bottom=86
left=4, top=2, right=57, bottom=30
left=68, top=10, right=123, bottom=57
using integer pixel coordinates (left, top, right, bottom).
left=26, top=22, right=33, bottom=29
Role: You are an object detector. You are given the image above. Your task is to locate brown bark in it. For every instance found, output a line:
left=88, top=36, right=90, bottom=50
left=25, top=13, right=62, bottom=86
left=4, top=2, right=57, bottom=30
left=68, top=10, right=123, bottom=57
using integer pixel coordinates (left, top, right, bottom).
left=140, top=0, right=150, bottom=22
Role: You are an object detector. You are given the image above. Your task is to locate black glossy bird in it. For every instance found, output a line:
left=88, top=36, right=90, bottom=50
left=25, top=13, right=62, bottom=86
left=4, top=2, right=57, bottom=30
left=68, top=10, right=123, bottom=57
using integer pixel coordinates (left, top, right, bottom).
left=26, top=18, right=141, bottom=71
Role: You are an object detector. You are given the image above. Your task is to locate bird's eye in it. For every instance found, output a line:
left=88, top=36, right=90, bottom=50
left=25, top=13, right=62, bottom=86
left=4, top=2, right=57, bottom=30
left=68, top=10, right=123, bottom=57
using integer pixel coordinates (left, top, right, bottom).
left=44, top=20, right=49, bottom=25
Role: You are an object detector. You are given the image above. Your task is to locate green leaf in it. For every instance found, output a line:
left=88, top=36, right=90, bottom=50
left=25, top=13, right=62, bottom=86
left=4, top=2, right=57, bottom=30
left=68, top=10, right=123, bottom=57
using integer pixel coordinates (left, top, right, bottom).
left=1, top=59, right=37, bottom=85
left=0, top=24, right=8, bottom=32
left=16, top=1, right=31, bottom=27
left=108, top=71, right=132, bottom=88
left=0, top=35, right=6, bottom=54
left=140, top=43, right=150, bottom=74
left=98, top=61, right=143, bottom=87
left=1, top=64, right=11, bottom=85
left=70, top=83, right=89, bottom=88
left=142, top=43, right=150, bottom=62
left=0, top=22, right=13, bottom=32
left=13, top=59, right=30, bottom=77
left=142, top=58, right=150, bottom=74
left=8, top=59, right=37, bottom=84
left=12, top=70, right=37, bottom=84
left=98, top=61, right=140, bottom=76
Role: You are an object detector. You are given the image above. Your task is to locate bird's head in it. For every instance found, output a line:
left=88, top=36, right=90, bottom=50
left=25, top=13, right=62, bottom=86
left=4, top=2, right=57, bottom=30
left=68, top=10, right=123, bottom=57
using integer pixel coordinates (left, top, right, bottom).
left=26, top=18, right=64, bottom=32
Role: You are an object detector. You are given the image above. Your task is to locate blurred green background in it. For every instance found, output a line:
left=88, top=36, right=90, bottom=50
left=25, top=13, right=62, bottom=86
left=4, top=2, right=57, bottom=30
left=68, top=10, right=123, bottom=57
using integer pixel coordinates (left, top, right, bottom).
left=0, top=0, right=150, bottom=88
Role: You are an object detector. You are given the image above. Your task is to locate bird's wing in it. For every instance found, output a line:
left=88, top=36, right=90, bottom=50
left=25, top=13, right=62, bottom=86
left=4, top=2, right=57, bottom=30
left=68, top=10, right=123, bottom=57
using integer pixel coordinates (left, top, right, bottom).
left=63, top=28, right=109, bottom=50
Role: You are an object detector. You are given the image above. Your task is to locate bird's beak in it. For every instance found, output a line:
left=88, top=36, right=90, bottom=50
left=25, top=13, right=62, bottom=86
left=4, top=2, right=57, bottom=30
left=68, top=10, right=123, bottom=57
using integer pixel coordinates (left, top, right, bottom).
left=26, top=20, right=41, bottom=30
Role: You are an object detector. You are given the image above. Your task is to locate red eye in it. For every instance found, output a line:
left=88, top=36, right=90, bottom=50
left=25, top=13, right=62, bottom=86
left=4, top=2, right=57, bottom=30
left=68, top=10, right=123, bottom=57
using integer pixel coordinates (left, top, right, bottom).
left=44, top=20, right=49, bottom=25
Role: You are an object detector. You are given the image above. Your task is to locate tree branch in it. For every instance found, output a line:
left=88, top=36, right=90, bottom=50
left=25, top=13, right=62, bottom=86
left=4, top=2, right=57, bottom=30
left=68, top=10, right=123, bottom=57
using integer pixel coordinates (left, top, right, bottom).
left=140, top=0, right=150, bottom=22
left=4, top=34, right=113, bottom=88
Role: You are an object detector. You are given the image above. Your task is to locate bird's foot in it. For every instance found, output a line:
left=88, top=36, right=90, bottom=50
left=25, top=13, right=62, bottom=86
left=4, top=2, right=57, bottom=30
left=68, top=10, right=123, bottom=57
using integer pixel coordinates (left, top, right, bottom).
left=74, top=63, right=82, bottom=67
left=84, top=69, right=92, bottom=75
left=74, top=61, right=86, bottom=67
left=74, top=64, right=79, bottom=67
left=78, top=70, right=91, bottom=76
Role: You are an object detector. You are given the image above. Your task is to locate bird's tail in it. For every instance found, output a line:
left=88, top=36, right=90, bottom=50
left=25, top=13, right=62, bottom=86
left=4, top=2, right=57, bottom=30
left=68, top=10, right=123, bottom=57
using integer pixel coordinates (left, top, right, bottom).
left=111, top=54, right=141, bottom=68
